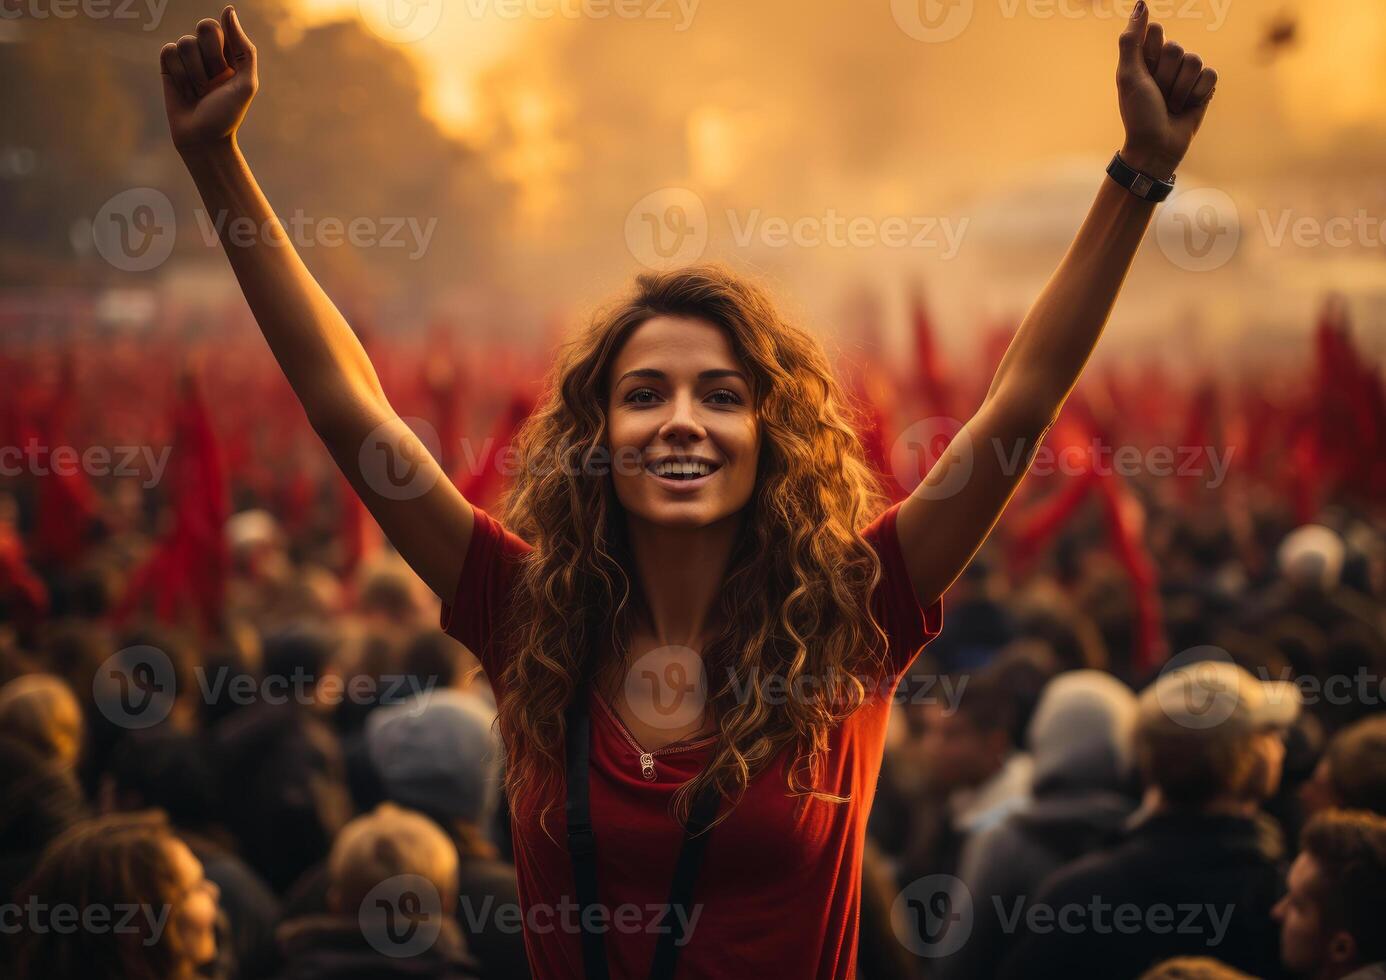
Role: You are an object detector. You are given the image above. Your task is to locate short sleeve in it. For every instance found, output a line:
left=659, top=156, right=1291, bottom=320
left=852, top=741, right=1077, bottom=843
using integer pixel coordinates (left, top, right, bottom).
left=439, top=505, right=532, bottom=684
left=862, top=501, right=944, bottom=688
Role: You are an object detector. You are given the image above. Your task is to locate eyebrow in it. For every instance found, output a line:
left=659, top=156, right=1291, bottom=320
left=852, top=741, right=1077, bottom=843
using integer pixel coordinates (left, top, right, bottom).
left=616, top=368, right=749, bottom=386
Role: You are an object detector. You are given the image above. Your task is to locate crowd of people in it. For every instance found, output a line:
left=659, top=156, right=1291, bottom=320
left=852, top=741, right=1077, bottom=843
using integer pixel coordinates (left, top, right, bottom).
left=1, top=299, right=1384, bottom=979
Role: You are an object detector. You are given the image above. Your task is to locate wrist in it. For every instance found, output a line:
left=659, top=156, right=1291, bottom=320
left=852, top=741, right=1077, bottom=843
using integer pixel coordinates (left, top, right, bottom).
left=1118, top=145, right=1178, bottom=183
left=177, top=135, right=239, bottom=163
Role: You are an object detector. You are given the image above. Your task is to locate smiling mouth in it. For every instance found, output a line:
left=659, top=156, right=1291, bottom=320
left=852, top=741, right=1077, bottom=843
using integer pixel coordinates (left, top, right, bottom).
left=645, top=460, right=723, bottom=481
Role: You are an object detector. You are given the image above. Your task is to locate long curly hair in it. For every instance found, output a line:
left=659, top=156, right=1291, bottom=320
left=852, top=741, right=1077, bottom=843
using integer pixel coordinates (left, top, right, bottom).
left=496, top=263, right=893, bottom=829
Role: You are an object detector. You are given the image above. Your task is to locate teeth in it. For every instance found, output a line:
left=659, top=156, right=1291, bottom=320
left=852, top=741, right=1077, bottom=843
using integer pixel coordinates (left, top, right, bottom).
left=652, top=460, right=714, bottom=478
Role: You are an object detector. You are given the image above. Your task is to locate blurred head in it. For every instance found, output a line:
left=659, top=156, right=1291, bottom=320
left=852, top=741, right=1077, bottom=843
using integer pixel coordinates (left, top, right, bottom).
left=13, top=812, right=220, bottom=980
left=919, top=676, right=1015, bottom=793
left=498, top=264, right=889, bottom=826
left=1134, top=660, right=1299, bottom=809
left=1300, top=715, right=1386, bottom=819
left=365, top=690, right=501, bottom=832
left=226, top=508, right=285, bottom=578
left=357, top=565, right=425, bottom=630
left=1278, top=524, right=1346, bottom=591
left=212, top=701, right=352, bottom=893
left=400, top=630, right=464, bottom=694
left=1274, top=809, right=1386, bottom=980
left=102, top=731, right=220, bottom=832
left=1028, top=669, right=1137, bottom=797
left=327, top=803, right=458, bottom=918
left=0, top=673, right=83, bottom=769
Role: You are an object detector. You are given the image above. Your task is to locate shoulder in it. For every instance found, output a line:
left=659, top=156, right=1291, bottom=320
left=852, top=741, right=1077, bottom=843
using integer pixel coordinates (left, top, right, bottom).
left=468, top=505, right=533, bottom=562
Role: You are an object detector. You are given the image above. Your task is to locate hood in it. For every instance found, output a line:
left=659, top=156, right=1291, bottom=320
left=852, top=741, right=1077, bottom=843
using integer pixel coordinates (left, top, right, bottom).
left=1027, top=670, right=1138, bottom=797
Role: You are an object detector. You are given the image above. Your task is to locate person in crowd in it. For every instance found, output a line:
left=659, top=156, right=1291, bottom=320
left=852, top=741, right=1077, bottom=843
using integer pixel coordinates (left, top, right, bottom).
left=211, top=682, right=354, bottom=895
left=1273, top=809, right=1386, bottom=980
left=935, top=669, right=1139, bottom=980
left=103, top=729, right=282, bottom=980
left=365, top=690, right=530, bottom=979
left=1000, top=660, right=1299, bottom=979
left=11, top=811, right=222, bottom=980
left=0, top=733, right=88, bottom=902
left=1011, top=587, right=1111, bottom=674
left=981, top=643, right=1064, bottom=749
left=283, top=690, right=528, bottom=979
left=1311, top=624, right=1386, bottom=737
left=896, top=672, right=1033, bottom=887
left=1299, top=715, right=1386, bottom=820
left=271, top=803, right=479, bottom=979
left=0, top=672, right=83, bottom=770
left=1244, top=525, right=1385, bottom=648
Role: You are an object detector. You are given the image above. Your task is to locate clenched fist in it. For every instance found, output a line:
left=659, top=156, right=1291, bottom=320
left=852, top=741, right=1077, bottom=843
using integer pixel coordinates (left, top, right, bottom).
left=160, top=5, right=258, bottom=153
left=1115, top=0, right=1217, bottom=181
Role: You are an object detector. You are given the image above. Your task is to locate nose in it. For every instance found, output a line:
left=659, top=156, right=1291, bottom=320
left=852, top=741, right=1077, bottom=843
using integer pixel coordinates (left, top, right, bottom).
left=658, top=389, right=707, bottom=443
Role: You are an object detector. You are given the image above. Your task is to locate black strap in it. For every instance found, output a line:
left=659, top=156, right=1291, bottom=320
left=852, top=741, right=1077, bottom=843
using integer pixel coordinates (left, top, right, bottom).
left=565, top=687, right=720, bottom=980
left=565, top=690, right=608, bottom=980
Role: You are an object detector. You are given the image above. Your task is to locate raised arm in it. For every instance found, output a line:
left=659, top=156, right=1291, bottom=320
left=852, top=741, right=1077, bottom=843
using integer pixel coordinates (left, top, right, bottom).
left=160, top=6, right=473, bottom=603
left=896, top=2, right=1216, bottom=609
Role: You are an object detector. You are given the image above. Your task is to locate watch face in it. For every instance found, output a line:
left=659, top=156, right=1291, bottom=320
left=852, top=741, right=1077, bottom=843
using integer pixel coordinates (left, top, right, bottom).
left=1131, top=174, right=1153, bottom=197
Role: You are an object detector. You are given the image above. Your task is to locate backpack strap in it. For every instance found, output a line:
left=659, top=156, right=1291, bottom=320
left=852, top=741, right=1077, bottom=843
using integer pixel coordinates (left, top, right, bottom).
left=565, top=687, right=721, bottom=980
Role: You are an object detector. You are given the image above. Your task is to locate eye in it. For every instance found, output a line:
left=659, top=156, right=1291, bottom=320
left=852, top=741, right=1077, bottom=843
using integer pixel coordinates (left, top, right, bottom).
left=708, top=389, right=742, bottom=405
left=626, top=388, right=660, bottom=404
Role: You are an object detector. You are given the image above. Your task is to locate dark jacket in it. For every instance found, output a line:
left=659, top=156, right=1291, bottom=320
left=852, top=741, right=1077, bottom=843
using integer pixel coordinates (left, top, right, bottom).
left=935, top=670, right=1141, bottom=980
left=999, top=810, right=1288, bottom=980
left=282, top=855, right=530, bottom=980
left=935, top=791, right=1135, bottom=980
left=271, top=915, right=480, bottom=980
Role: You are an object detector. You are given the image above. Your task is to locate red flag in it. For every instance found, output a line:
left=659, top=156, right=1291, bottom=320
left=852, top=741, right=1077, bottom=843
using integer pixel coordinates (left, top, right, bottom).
left=909, top=283, right=955, bottom=422
left=459, top=391, right=536, bottom=512
left=112, top=373, right=229, bottom=633
left=33, top=352, right=100, bottom=565
left=843, top=357, right=898, bottom=500
left=0, top=518, right=49, bottom=624
left=1092, top=470, right=1166, bottom=673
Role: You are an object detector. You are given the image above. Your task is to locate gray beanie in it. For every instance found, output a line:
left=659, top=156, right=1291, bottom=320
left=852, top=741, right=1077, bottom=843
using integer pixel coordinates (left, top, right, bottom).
left=365, top=690, right=501, bottom=828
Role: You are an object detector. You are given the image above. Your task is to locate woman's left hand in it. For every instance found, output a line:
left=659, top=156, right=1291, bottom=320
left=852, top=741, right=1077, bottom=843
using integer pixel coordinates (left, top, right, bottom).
left=1115, top=0, right=1218, bottom=181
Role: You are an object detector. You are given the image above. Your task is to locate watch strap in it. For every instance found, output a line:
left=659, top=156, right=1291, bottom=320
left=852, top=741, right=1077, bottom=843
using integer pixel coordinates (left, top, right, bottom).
left=1107, top=151, right=1175, bottom=202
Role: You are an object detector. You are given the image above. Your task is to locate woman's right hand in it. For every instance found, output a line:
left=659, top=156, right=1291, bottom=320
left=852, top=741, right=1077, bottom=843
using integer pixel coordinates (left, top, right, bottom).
left=160, top=5, right=258, bottom=153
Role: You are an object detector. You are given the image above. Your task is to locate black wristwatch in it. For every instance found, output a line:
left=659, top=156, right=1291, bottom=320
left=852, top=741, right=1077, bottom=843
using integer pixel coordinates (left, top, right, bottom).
left=1106, top=151, right=1175, bottom=202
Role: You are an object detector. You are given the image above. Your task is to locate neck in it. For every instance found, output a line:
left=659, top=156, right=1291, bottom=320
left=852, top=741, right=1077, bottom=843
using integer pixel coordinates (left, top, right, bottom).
left=625, top=509, right=742, bottom=646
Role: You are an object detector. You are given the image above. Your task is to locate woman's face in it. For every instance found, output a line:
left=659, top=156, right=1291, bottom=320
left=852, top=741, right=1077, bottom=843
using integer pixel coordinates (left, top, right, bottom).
left=605, top=316, right=759, bottom=530
left=166, top=839, right=220, bottom=969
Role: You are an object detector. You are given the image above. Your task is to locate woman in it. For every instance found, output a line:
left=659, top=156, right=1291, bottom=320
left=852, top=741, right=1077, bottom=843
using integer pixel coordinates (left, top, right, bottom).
left=12, top=812, right=222, bottom=980
left=158, top=5, right=1215, bottom=976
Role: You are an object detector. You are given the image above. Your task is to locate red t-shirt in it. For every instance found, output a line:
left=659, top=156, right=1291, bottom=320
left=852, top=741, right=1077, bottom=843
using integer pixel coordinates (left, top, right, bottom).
left=441, top=503, right=943, bottom=979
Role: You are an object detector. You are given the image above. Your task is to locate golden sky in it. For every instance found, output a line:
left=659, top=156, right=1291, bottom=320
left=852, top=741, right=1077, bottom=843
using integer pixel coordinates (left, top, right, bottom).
left=285, top=0, right=1386, bottom=356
